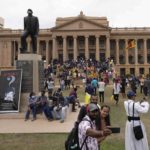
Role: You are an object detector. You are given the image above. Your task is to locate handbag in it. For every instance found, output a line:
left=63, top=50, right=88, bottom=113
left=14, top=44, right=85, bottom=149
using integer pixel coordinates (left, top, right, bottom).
left=132, top=103, right=143, bottom=140
left=133, top=125, right=143, bottom=140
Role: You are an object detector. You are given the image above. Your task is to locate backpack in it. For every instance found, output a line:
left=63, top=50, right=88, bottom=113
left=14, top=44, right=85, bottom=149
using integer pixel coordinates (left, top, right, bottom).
left=65, top=119, right=92, bottom=150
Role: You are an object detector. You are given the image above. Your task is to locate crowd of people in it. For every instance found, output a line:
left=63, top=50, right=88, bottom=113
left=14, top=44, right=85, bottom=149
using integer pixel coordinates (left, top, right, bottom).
left=24, top=57, right=150, bottom=149
left=24, top=87, right=80, bottom=123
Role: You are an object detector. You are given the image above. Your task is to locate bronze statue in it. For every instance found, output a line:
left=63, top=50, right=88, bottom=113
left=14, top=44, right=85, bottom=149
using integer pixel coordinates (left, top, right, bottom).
left=20, top=9, right=39, bottom=53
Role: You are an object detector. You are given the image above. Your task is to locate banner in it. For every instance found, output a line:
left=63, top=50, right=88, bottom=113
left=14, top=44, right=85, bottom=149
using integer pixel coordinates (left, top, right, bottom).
left=0, top=69, right=22, bottom=113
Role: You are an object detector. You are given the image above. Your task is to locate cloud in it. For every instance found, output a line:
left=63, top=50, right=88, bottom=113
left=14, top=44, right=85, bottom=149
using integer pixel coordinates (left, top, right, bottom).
left=0, top=0, right=150, bottom=29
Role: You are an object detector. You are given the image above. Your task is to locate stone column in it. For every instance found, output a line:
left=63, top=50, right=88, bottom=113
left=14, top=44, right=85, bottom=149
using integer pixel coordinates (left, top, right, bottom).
left=144, top=38, right=147, bottom=64
left=73, top=35, right=77, bottom=61
left=2, top=41, right=12, bottom=67
left=125, top=39, right=129, bottom=64
left=116, top=39, right=119, bottom=64
left=63, top=36, right=67, bottom=61
left=52, top=36, right=56, bottom=60
left=37, top=39, right=40, bottom=54
left=106, top=35, right=110, bottom=58
left=46, top=40, right=49, bottom=66
left=135, top=39, right=138, bottom=64
left=96, top=35, right=100, bottom=61
left=13, top=41, right=16, bottom=62
left=134, top=39, right=139, bottom=75
left=85, top=35, right=89, bottom=59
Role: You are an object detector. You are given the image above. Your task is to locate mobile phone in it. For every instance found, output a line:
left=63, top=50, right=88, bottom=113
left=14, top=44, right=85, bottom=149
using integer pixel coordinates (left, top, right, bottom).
left=108, top=127, right=120, bottom=133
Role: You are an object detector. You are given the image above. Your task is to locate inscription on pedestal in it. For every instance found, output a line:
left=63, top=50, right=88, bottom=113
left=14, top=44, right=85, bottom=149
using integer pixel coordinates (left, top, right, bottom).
left=38, top=61, right=44, bottom=91
left=17, top=61, right=33, bottom=93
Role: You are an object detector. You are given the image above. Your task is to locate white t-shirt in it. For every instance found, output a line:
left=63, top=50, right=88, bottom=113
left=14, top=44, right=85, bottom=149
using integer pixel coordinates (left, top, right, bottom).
left=98, top=81, right=105, bottom=92
left=47, top=80, right=54, bottom=89
left=113, top=83, right=121, bottom=94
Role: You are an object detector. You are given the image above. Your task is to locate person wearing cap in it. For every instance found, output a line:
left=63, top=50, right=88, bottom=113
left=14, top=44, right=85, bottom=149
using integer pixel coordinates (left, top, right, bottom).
left=78, top=103, right=111, bottom=150
left=20, top=9, right=39, bottom=53
left=124, top=90, right=149, bottom=150
left=77, top=95, right=101, bottom=130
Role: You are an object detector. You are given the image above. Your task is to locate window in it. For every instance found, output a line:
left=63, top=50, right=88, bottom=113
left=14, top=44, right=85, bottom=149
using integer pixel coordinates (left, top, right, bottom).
left=137, top=39, right=143, bottom=50
left=139, top=68, right=144, bottom=75
left=138, top=55, right=144, bottom=64
left=100, top=53, right=105, bottom=62
left=147, top=54, right=150, bottom=63
left=110, top=40, right=116, bottom=51
left=120, top=68, right=126, bottom=76
left=68, top=38, right=73, bottom=47
left=119, top=40, right=125, bottom=50
left=147, top=39, right=150, bottom=49
left=40, top=41, right=46, bottom=51
left=99, top=39, right=105, bottom=48
left=78, top=38, right=84, bottom=47
left=119, top=55, right=125, bottom=64
left=129, top=55, right=135, bottom=64
left=58, top=39, right=63, bottom=47
left=130, top=68, right=135, bottom=75
left=89, top=37, right=95, bottom=46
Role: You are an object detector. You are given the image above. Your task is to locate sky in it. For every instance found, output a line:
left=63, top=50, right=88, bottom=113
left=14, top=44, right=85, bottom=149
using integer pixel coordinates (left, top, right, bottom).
left=1, top=0, right=150, bottom=29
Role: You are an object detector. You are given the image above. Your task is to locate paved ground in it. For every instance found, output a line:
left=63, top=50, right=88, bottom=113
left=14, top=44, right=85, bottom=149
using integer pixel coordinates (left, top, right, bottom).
left=0, top=108, right=79, bottom=134
left=0, top=80, right=113, bottom=134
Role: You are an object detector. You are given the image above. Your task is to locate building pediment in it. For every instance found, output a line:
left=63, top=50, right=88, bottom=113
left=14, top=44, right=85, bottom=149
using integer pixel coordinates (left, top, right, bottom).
left=51, top=17, right=110, bottom=31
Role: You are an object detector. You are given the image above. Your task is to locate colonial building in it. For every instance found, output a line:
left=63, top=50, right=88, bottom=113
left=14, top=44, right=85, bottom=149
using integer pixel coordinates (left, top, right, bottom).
left=0, top=11, right=150, bottom=75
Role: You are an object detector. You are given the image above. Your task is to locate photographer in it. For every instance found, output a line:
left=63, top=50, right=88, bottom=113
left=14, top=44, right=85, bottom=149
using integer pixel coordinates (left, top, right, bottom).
left=124, top=91, right=149, bottom=150
left=78, top=103, right=111, bottom=150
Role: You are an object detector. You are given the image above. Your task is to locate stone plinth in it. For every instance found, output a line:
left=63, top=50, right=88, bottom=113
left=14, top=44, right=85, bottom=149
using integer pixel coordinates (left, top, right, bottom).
left=18, top=53, right=42, bottom=61
left=17, top=54, right=44, bottom=95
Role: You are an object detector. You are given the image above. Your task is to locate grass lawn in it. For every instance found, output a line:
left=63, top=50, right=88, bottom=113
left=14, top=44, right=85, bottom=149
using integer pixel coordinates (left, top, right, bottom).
left=0, top=79, right=150, bottom=150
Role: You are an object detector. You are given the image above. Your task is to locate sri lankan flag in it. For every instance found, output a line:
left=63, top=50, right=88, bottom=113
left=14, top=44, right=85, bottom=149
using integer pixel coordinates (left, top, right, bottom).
left=126, top=39, right=136, bottom=49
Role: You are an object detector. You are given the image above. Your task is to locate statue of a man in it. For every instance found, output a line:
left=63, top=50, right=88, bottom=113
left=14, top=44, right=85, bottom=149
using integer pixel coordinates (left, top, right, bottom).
left=20, top=9, right=39, bottom=53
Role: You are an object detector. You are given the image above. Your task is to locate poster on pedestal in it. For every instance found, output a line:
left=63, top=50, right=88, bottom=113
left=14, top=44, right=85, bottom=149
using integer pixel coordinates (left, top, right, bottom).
left=0, top=69, right=22, bottom=113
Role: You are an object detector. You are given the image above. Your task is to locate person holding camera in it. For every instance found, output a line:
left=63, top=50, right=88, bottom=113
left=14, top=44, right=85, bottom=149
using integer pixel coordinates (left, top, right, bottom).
left=124, top=91, right=149, bottom=150
left=78, top=103, right=111, bottom=150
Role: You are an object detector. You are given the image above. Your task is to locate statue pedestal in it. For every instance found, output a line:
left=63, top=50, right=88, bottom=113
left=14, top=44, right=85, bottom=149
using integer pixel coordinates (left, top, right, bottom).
left=17, top=53, right=44, bottom=94
left=16, top=54, right=45, bottom=111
